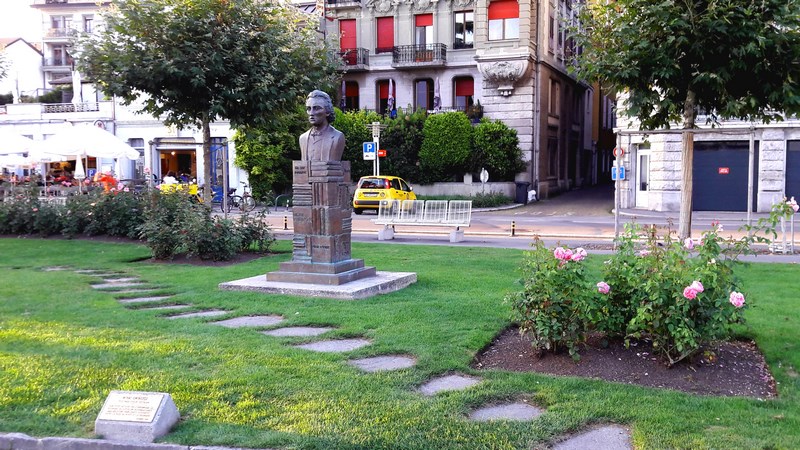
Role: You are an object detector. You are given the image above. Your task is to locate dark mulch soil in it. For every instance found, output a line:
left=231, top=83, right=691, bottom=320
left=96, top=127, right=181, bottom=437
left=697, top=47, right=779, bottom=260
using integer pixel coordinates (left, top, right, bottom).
left=473, top=327, right=777, bottom=399
left=141, top=251, right=268, bottom=266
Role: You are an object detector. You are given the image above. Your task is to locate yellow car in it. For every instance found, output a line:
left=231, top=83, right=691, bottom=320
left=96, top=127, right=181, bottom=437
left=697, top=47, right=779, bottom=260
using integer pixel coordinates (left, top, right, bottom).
left=352, top=175, right=416, bottom=214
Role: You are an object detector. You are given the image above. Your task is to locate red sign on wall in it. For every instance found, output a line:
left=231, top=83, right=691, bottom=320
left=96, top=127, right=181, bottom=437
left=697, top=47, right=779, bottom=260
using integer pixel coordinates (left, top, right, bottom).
left=718, top=167, right=730, bottom=175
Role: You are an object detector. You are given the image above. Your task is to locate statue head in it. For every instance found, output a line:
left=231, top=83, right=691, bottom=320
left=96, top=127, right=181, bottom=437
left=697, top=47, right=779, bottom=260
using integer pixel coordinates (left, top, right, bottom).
left=306, top=90, right=336, bottom=125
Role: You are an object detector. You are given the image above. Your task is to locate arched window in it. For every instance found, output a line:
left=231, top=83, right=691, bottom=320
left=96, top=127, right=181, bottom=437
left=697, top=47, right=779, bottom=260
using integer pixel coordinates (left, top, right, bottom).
left=453, top=77, right=474, bottom=112
left=488, top=0, right=519, bottom=40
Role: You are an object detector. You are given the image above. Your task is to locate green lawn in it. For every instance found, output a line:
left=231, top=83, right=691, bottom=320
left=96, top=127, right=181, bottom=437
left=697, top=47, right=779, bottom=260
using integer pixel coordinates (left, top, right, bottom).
left=0, top=238, right=798, bottom=449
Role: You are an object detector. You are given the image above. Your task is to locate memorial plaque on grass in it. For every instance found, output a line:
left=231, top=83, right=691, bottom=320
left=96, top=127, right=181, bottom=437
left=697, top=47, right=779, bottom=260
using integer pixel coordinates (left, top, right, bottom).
left=94, top=391, right=179, bottom=443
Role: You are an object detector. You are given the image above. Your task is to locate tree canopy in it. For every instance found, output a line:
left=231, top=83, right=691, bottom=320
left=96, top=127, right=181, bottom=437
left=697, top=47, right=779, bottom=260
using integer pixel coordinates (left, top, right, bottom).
left=572, top=0, right=800, bottom=236
left=77, top=0, right=339, bottom=200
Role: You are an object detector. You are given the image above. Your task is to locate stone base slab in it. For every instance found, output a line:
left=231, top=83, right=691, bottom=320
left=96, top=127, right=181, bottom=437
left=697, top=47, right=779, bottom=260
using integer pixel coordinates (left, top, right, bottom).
left=219, top=271, right=417, bottom=300
left=266, top=258, right=377, bottom=286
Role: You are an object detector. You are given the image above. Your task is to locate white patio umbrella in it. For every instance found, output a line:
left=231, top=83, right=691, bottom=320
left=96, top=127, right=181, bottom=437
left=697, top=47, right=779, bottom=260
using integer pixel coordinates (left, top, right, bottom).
left=71, top=70, right=83, bottom=106
left=0, top=129, right=36, bottom=156
left=0, top=154, right=33, bottom=168
left=74, top=155, right=86, bottom=194
left=40, top=123, right=140, bottom=160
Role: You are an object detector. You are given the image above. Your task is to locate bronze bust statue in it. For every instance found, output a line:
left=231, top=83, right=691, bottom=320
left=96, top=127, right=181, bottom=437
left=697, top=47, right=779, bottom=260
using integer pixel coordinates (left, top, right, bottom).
left=299, top=90, right=346, bottom=162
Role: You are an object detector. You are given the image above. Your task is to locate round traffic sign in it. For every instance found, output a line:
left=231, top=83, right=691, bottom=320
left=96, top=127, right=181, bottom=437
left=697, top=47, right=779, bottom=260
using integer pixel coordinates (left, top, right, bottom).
left=613, top=147, right=625, bottom=158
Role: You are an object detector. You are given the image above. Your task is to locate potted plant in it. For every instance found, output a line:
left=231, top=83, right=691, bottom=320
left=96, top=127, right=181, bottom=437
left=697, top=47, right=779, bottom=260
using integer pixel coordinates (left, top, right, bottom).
left=467, top=100, right=483, bottom=123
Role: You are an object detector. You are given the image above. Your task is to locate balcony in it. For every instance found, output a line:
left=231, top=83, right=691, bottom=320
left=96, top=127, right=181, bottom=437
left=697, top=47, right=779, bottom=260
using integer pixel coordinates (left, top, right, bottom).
left=43, top=57, right=74, bottom=69
left=336, top=48, right=369, bottom=72
left=391, top=44, right=447, bottom=69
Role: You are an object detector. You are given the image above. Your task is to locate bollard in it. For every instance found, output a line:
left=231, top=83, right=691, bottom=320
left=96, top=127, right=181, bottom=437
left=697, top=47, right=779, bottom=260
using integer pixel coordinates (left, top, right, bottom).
left=511, top=220, right=516, bottom=237
left=284, top=216, right=288, bottom=230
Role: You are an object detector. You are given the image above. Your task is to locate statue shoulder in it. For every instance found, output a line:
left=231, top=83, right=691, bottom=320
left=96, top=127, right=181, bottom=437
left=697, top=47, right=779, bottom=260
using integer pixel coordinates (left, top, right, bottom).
left=329, top=125, right=345, bottom=138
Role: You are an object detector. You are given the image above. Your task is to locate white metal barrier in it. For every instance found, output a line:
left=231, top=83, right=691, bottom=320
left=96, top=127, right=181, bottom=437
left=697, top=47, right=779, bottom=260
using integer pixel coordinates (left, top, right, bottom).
left=373, top=199, right=472, bottom=242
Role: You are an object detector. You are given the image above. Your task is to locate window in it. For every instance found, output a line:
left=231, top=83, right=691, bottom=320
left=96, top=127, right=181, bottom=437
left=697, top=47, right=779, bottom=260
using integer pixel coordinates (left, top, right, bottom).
left=376, top=17, right=394, bottom=53
left=343, top=81, right=359, bottom=111
left=488, top=0, right=519, bottom=40
left=129, top=138, right=145, bottom=178
left=50, top=15, right=71, bottom=32
left=339, top=19, right=357, bottom=65
left=415, top=14, right=433, bottom=46
left=51, top=44, right=71, bottom=66
left=454, top=11, right=474, bottom=49
left=549, top=79, right=560, bottom=117
left=415, top=78, right=434, bottom=111
left=548, top=127, right=559, bottom=176
left=453, top=77, right=474, bottom=112
left=83, top=15, right=93, bottom=33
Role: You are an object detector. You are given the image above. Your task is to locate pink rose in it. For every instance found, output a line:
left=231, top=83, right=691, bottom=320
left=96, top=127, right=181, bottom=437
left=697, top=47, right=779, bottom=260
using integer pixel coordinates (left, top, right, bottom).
left=729, top=291, right=745, bottom=308
left=788, top=197, right=799, bottom=213
left=638, top=249, right=650, bottom=257
left=571, top=247, right=587, bottom=262
left=690, top=280, right=704, bottom=293
left=597, top=281, right=610, bottom=294
left=554, top=247, right=573, bottom=262
left=684, top=238, right=694, bottom=250
left=683, top=286, right=697, bottom=300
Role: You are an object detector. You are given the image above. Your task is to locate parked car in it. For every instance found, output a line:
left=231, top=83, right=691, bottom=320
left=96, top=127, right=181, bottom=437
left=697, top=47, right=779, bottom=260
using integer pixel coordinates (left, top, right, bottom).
left=352, top=175, right=416, bottom=214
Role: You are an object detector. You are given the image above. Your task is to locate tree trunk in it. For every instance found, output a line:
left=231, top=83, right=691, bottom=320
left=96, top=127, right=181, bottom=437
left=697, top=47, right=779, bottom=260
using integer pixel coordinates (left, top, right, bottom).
left=202, top=115, right=212, bottom=204
left=678, top=90, right=696, bottom=239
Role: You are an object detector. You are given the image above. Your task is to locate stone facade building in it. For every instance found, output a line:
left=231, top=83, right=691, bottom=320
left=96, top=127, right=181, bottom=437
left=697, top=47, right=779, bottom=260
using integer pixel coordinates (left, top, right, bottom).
left=324, top=0, right=614, bottom=197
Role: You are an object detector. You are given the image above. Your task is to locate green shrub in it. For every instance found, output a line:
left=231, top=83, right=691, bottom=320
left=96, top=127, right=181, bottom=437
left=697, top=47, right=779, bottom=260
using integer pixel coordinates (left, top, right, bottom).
left=138, top=191, right=199, bottom=259
left=235, top=210, right=276, bottom=253
left=0, top=185, right=39, bottom=234
left=61, top=194, right=96, bottom=237
left=186, top=215, right=242, bottom=261
left=336, top=108, right=383, bottom=180
left=379, top=108, right=426, bottom=182
left=32, top=202, right=64, bottom=237
left=472, top=119, right=526, bottom=180
left=419, top=112, right=473, bottom=183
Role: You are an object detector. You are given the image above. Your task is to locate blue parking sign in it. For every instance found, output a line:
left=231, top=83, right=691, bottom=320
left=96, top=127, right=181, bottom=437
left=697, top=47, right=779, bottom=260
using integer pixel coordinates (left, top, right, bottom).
left=363, top=142, right=377, bottom=161
left=612, top=166, right=626, bottom=181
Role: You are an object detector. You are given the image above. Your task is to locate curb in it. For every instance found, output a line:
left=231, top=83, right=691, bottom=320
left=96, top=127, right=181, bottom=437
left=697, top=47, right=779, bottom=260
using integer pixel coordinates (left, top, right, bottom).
left=0, top=433, right=273, bottom=450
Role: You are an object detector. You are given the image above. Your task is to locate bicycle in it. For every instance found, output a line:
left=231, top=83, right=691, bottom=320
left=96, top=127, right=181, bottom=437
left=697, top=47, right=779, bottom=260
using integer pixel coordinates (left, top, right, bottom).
left=239, top=182, right=256, bottom=213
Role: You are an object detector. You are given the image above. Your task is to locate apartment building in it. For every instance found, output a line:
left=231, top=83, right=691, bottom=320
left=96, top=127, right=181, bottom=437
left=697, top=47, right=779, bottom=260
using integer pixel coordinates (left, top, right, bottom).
left=326, top=0, right=613, bottom=197
left=1, top=0, right=243, bottom=186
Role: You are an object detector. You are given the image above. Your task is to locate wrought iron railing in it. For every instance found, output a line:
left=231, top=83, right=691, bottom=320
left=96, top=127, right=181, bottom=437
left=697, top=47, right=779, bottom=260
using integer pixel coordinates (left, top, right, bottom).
left=336, top=48, right=369, bottom=67
left=42, top=103, right=100, bottom=113
left=326, top=0, right=360, bottom=4
left=392, top=44, right=447, bottom=65
left=43, top=57, right=74, bottom=67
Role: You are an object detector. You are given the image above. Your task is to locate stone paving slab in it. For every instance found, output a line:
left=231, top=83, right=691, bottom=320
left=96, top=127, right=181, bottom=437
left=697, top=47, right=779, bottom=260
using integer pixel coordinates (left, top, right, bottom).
left=101, top=277, right=141, bottom=283
left=468, top=402, right=543, bottom=421
left=210, top=315, right=285, bottom=328
left=262, top=326, right=334, bottom=337
left=118, top=296, right=174, bottom=304
left=348, top=355, right=416, bottom=372
left=419, top=374, right=481, bottom=396
left=92, top=282, right=146, bottom=290
left=219, top=271, right=417, bottom=300
left=74, top=269, right=107, bottom=274
left=42, top=266, right=71, bottom=271
left=113, top=289, right=161, bottom=295
left=294, top=338, right=371, bottom=353
left=552, top=425, right=632, bottom=450
left=165, top=310, right=229, bottom=320
left=137, top=304, right=192, bottom=311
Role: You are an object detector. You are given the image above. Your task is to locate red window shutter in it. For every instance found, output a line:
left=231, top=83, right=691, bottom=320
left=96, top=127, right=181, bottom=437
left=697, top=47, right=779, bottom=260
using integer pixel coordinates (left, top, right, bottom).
left=455, top=78, right=474, bottom=96
left=376, top=17, right=394, bottom=49
left=379, top=81, right=389, bottom=99
left=415, top=14, right=432, bottom=27
left=339, top=19, right=357, bottom=49
left=345, top=82, right=359, bottom=97
left=488, top=0, right=519, bottom=20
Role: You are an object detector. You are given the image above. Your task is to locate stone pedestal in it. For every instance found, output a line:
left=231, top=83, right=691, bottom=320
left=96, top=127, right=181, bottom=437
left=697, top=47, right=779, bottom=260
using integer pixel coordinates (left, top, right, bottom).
left=267, top=160, right=376, bottom=285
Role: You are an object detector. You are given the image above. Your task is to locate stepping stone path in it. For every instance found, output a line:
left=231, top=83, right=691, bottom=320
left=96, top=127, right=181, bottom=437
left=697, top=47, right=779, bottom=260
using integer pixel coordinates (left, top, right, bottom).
left=117, top=296, right=174, bottom=304
left=294, top=338, right=371, bottom=353
left=74, top=269, right=107, bottom=274
left=211, top=315, right=284, bottom=328
left=113, top=288, right=160, bottom=295
left=42, top=266, right=71, bottom=271
left=419, top=374, right=481, bottom=396
left=348, top=355, right=416, bottom=372
left=102, top=277, right=140, bottom=283
left=263, top=326, right=334, bottom=337
left=553, top=425, right=632, bottom=450
left=166, top=310, right=229, bottom=320
left=469, top=402, right=543, bottom=422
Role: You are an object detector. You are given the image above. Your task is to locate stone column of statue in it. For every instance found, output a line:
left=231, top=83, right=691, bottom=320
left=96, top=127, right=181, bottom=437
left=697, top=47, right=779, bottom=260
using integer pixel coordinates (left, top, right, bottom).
left=266, top=90, right=375, bottom=285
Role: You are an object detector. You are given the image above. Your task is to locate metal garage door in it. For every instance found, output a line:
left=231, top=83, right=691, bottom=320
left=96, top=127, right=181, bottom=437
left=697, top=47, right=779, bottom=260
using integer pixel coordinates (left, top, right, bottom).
left=787, top=141, right=800, bottom=199
left=692, top=141, right=759, bottom=212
